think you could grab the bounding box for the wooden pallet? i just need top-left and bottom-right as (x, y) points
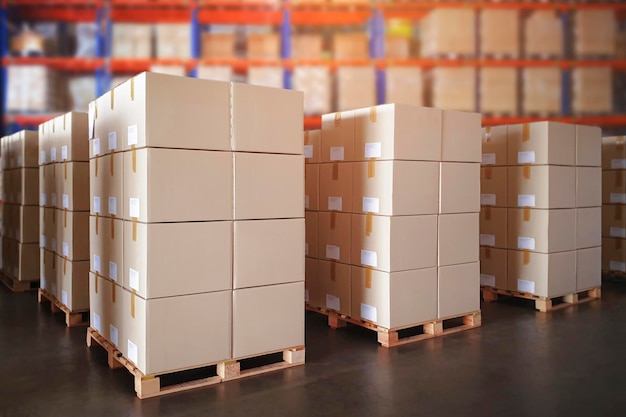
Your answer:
(481, 286), (601, 312)
(0, 273), (39, 293)
(306, 305), (481, 348)
(86, 327), (305, 399)
(603, 270), (626, 280)
(38, 288), (89, 327)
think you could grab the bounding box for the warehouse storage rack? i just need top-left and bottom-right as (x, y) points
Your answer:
(2, 0), (626, 134)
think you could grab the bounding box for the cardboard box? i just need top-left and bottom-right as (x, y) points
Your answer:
(121, 289), (232, 375)
(481, 125), (507, 166)
(3, 130), (39, 168)
(572, 67), (613, 114)
(305, 164), (319, 211)
(422, 9), (476, 57)
(439, 162), (480, 214)
(438, 213), (479, 266)
(602, 204), (626, 239)
(437, 262), (480, 319)
(2, 204), (38, 243)
(39, 164), (56, 206)
(305, 257), (320, 307)
(318, 211), (351, 264)
(52, 111), (89, 162)
(601, 136), (625, 170)
(57, 210), (89, 261)
(57, 162), (89, 211)
(577, 207), (601, 250)
(351, 266), (437, 329)
(201, 33), (235, 59)
(351, 214), (438, 272)
(385, 36), (410, 59)
(9, 168), (39, 206)
(480, 207), (507, 249)
(507, 122), (576, 166)
(385, 67), (423, 107)
(319, 162), (353, 213)
(126, 149), (233, 222)
(507, 208), (576, 253)
(430, 68), (477, 113)
(90, 153), (124, 218)
(155, 24), (190, 59)
(333, 33), (369, 60)
(507, 165), (576, 209)
(574, 10), (616, 57)
(480, 247), (507, 289)
(524, 11), (563, 57)
(305, 211), (319, 259)
(576, 125), (602, 167)
(479, 68), (517, 115)
(602, 237), (626, 272)
(40, 207), (57, 252)
(292, 34), (323, 59)
(40, 248), (57, 294)
(336, 66), (376, 111)
(124, 221), (232, 298)
(196, 65), (233, 82)
(480, 166), (507, 207)
(247, 66), (283, 89)
(232, 282), (304, 359)
(90, 215), (124, 283)
(304, 129), (321, 164)
(321, 110), (355, 163)
(234, 152), (303, 220)
(577, 246), (601, 291)
(602, 170), (626, 205)
(111, 24), (152, 58)
(441, 109), (482, 163)
(318, 260), (351, 316)
(576, 167), (601, 208)
(56, 256), (89, 311)
(523, 68), (562, 114)
(91, 88), (122, 150)
(480, 10), (520, 57)
(293, 66), (331, 115)
(89, 272), (112, 342)
(353, 104), (442, 162)
(507, 250), (576, 297)
(2, 238), (39, 281)
(247, 33), (280, 59)
(353, 161), (439, 216)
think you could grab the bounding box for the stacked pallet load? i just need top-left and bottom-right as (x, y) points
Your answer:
(38, 112), (90, 326)
(480, 122), (602, 311)
(602, 136), (626, 277)
(0, 130), (39, 292)
(86, 72), (304, 399)
(305, 103), (481, 347)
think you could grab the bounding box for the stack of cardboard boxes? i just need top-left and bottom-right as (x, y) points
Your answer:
(572, 67), (613, 115)
(38, 112), (90, 312)
(305, 104), (481, 330)
(422, 9), (476, 57)
(429, 67), (476, 112)
(602, 136), (626, 275)
(1, 130), (40, 285)
(480, 122), (602, 298)
(523, 68), (562, 115)
(524, 11), (563, 57)
(88, 72), (304, 376)
(574, 10), (616, 57)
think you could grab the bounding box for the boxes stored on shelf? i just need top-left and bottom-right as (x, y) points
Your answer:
(602, 136), (626, 170)
(576, 207), (601, 249)
(57, 210), (89, 261)
(305, 164), (319, 211)
(507, 250), (576, 297)
(385, 67), (423, 107)
(507, 208), (576, 253)
(69, 76), (96, 112)
(319, 162), (353, 212)
(439, 163), (480, 214)
(480, 247), (507, 288)
(201, 33), (235, 59)
(336, 66), (376, 111)
(1, 130), (39, 169)
(112, 24), (152, 58)
(317, 260), (351, 316)
(602, 204), (626, 238)
(196, 65), (233, 82)
(507, 122), (576, 166)
(292, 34), (323, 59)
(572, 67), (613, 115)
(479, 68), (517, 115)
(480, 167), (507, 207)
(574, 10), (616, 57)
(602, 238), (626, 272)
(305, 129), (321, 164)
(482, 126), (508, 166)
(577, 125), (602, 167)
(577, 247), (601, 291)
(6, 65), (61, 113)
(577, 167), (602, 208)
(2, 204), (38, 243)
(422, 9), (476, 57)
(247, 33), (280, 59)
(385, 36), (410, 59)
(293, 66), (332, 115)
(508, 165), (576, 209)
(333, 33), (369, 60)
(149, 65), (186, 77)
(438, 213), (479, 266)
(305, 212), (318, 258)
(437, 262), (480, 318)
(480, 10), (520, 57)
(602, 170), (626, 205)
(479, 206), (507, 249)
(522, 68), (562, 114)
(155, 24), (190, 59)
(317, 211), (351, 264)
(247, 66), (283, 89)
(56, 257), (89, 311)
(429, 67), (476, 112)
(524, 11), (563, 57)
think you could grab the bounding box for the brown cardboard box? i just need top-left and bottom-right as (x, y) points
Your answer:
(385, 67), (424, 107)
(292, 34), (323, 59)
(480, 10), (520, 57)
(576, 125), (602, 167)
(124, 220), (232, 298)
(90, 153), (123, 218)
(576, 167), (601, 208)
(90, 215), (123, 283)
(2, 204), (38, 243)
(41, 248), (57, 294)
(507, 250), (576, 297)
(201, 33), (235, 59)
(57, 162), (89, 211)
(430, 68), (477, 113)
(353, 161), (439, 216)
(233, 282), (304, 359)
(40, 207), (56, 252)
(354, 104), (442, 162)
(523, 68), (562, 114)
(57, 210), (89, 261)
(602, 204), (626, 239)
(480, 207), (507, 249)
(231, 82), (303, 154)
(479, 68), (517, 115)
(337, 66), (376, 111)
(577, 246), (601, 291)
(155, 24), (190, 59)
(602, 170), (626, 205)
(3, 238), (39, 281)
(507, 208), (576, 253)
(10, 168), (39, 206)
(126, 149), (232, 222)
(89, 215), (105, 275)
(351, 266), (438, 329)
(601, 136), (626, 170)
(4, 130), (39, 168)
(247, 33), (280, 59)
(321, 110), (355, 163)
(572, 67), (613, 115)
(318, 211), (351, 264)
(480, 166), (507, 207)
(577, 207), (601, 250)
(111, 23), (152, 58)
(438, 213), (479, 266)
(437, 262), (480, 318)
(351, 214), (438, 272)
(53, 111), (89, 162)
(385, 36), (410, 59)
(234, 152), (303, 220)
(318, 260), (350, 316)
(121, 289), (232, 375)
(319, 162), (353, 212)
(292, 66), (331, 115)
(574, 10), (616, 57)
(91, 88), (123, 154)
(333, 33), (369, 60)
(305, 257), (320, 307)
(524, 11), (563, 57)
(481, 125), (507, 166)
(507, 165), (576, 209)
(39, 164), (57, 207)
(439, 162), (480, 214)
(602, 237), (626, 272)
(234, 219), (304, 289)
(422, 9), (476, 57)
(305, 164), (319, 211)
(89, 272), (111, 342)
(56, 256), (89, 311)
(304, 129), (321, 164)
(305, 211), (318, 259)
(480, 247), (507, 289)
(441, 109), (482, 163)
(507, 122), (576, 166)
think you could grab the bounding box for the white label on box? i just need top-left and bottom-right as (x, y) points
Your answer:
(108, 197), (117, 216)
(517, 279), (535, 294)
(482, 153), (496, 165)
(51, 194), (57, 207)
(62, 242), (69, 258)
(62, 194), (69, 209)
(93, 255), (101, 273)
(305, 242), (309, 256)
(40, 235), (46, 248)
(610, 227), (626, 239)
(40, 151), (46, 164)
(93, 138), (100, 156)
(360, 303), (378, 323)
(330, 147), (345, 161)
(128, 125), (138, 146)
(326, 245), (340, 260)
(93, 313), (101, 333)
(61, 290), (68, 306)
(88, 102), (96, 138)
(51, 283), (57, 295)
(480, 234), (496, 247)
(41, 276), (46, 290)
(17, 155), (23, 167)
(41, 193), (47, 205)
(610, 261), (626, 272)
(362, 197), (380, 214)
(93, 196), (101, 213)
(611, 159), (626, 169)
(364, 142), (382, 159)
(109, 261), (118, 282)
(518, 151), (535, 164)
(61, 146), (68, 160)
(127, 340), (138, 364)
(518, 194), (536, 207)
(304, 289), (310, 303)
(480, 274), (496, 287)
(517, 237), (536, 250)
(51, 239), (57, 252)
(129, 268), (139, 291)
(303, 145), (313, 159)
(326, 294), (340, 311)
(361, 250), (378, 267)
(50, 148), (57, 162)
(110, 325), (119, 347)
(129, 198), (140, 218)
(610, 193), (626, 204)
(481, 194), (496, 206)
(305, 195), (310, 209)
(108, 131), (117, 150)
(328, 196), (343, 211)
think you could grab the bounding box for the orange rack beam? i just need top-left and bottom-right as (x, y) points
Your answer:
(2, 57), (104, 71)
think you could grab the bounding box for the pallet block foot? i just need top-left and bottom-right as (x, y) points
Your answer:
(377, 330), (399, 347)
(328, 313), (346, 329)
(284, 347), (305, 365)
(482, 290), (499, 302)
(217, 361), (240, 379)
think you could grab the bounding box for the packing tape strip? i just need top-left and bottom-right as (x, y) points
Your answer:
(332, 162), (339, 181)
(617, 136), (625, 150)
(52, 254), (56, 269)
(330, 211), (336, 230)
(110, 88), (115, 110)
(304, 131), (309, 145)
(523, 250), (531, 266)
(130, 77), (135, 101)
(485, 166), (492, 180)
(111, 217), (115, 240)
(133, 218), (138, 241)
(53, 164), (56, 179)
(523, 164), (531, 180)
(369, 107), (377, 123)
(95, 272), (99, 293)
(63, 113), (66, 130)
(366, 213), (373, 236)
(53, 210), (56, 224)
(95, 99), (98, 118)
(616, 205), (622, 221)
(53, 120), (55, 133)
(485, 206), (492, 221)
(365, 267), (372, 289)
(64, 209), (67, 228)
(64, 257), (67, 275)
(110, 151), (115, 177)
(131, 291), (136, 318)
(616, 170), (623, 188)
(484, 126), (492, 143)
(64, 161), (67, 180)
(485, 247), (491, 259)
(112, 284), (116, 303)
(330, 261), (336, 281)
(368, 159), (376, 178)
(523, 207), (531, 222)
(334, 112), (341, 127)
(95, 213), (99, 235)
(132, 145), (137, 173)
(522, 123), (530, 142)
(95, 156), (99, 177)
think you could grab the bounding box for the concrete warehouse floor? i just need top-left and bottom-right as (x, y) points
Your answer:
(2, 281), (626, 417)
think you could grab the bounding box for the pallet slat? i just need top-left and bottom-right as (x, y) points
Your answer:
(0, 273), (39, 293)
(38, 289), (89, 327)
(481, 286), (601, 312)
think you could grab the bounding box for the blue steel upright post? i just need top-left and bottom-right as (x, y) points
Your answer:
(190, 0), (200, 78)
(1, 2), (11, 134)
(281, 1), (292, 90)
(371, 7), (385, 105)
